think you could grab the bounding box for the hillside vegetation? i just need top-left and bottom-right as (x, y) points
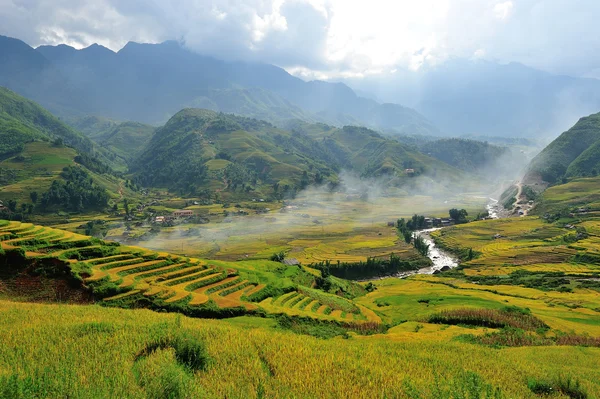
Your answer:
(420, 138), (509, 173)
(69, 115), (155, 166)
(525, 111), (600, 184)
(0, 87), (93, 158)
(132, 110), (466, 197)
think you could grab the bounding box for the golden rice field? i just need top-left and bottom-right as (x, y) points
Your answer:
(0, 220), (374, 323)
(1, 300), (599, 399)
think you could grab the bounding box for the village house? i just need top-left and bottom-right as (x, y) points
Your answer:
(154, 216), (165, 223)
(173, 210), (194, 218)
(405, 168), (415, 175)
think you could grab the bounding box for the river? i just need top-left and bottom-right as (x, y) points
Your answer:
(396, 198), (501, 278)
(395, 228), (459, 278)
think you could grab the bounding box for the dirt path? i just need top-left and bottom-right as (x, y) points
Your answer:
(513, 181), (532, 216)
(118, 181), (124, 200)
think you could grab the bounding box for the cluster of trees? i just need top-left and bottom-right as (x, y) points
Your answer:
(39, 166), (109, 211)
(449, 208), (469, 223)
(396, 215), (429, 244)
(413, 235), (430, 256)
(74, 153), (114, 176)
(310, 254), (421, 280)
(224, 163), (257, 192)
(396, 219), (413, 244)
(0, 199), (34, 221)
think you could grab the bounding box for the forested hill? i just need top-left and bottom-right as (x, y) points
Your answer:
(419, 138), (509, 173)
(132, 110), (466, 197)
(525, 111), (600, 185)
(0, 87), (94, 158)
(68, 115), (156, 166)
(0, 35), (438, 137)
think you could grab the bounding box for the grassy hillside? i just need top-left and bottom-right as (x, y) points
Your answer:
(70, 116), (155, 165)
(0, 87), (94, 158)
(0, 86), (128, 172)
(525, 111), (600, 184)
(0, 142), (137, 213)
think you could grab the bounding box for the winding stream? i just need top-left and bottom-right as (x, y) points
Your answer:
(396, 198), (501, 279)
(395, 228), (459, 278)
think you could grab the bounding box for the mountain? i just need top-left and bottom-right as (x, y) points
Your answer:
(524, 111), (600, 185)
(132, 109), (339, 196)
(132, 110), (465, 197)
(1, 35), (437, 136)
(0, 87), (94, 158)
(0, 36), (85, 116)
(68, 116), (155, 164)
(344, 59), (600, 138)
(419, 138), (509, 173)
(0, 88), (136, 208)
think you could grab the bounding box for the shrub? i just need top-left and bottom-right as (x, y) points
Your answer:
(429, 307), (548, 331)
(138, 331), (211, 372)
(527, 376), (587, 399)
(527, 378), (554, 395)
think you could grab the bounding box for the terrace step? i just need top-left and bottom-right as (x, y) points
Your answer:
(47, 245), (102, 258)
(87, 254), (136, 266)
(276, 291), (299, 306)
(201, 277), (242, 295)
(169, 269), (223, 292)
(163, 291), (192, 304)
(157, 266), (210, 284)
(295, 297), (316, 310)
(242, 284), (266, 298)
(103, 289), (141, 302)
(119, 263), (189, 288)
(162, 268), (217, 286)
(214, 280), (251, 297)
(0, 221), (22, 231)
(126, 263), (196, 282)
(224, 284), (256, 301)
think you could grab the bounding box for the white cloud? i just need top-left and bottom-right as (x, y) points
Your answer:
(1, 0), (599, 78)
(493, 1), (513, 20)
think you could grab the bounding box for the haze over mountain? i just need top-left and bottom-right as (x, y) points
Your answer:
(0, 35), (438, 137)
(343, 60), (600, 138)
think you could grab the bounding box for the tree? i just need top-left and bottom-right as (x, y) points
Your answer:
(270, 251), (286, 262)
(7, 199), (17, 212)
(53, 137), (64, 147)
(30, 191), (38, 204)
(414, 235), (429, 256)
(123, 198), (130, 215)
(449, 208), (468, 224)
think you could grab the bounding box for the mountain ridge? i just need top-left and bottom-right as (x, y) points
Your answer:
(0, 35), (437, 136)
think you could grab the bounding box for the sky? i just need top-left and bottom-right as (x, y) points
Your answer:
(2, 0), (600, 79)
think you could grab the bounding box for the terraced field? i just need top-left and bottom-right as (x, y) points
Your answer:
(0, 220), (379, 323)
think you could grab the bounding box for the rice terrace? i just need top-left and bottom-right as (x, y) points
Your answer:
(2, 5), (600, 398)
